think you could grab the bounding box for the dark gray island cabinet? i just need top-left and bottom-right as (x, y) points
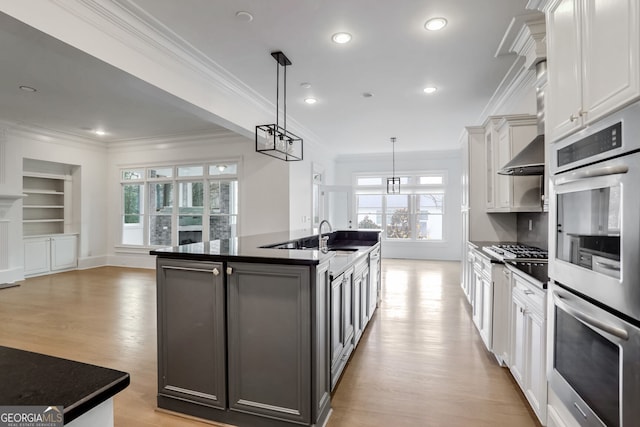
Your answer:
(151, 230), (381, 427)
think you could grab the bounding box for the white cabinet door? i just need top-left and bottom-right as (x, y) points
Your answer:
(526, 310), (547, 422)
(510, 292), (527, 389)
(547, 0), (640, 142)
(582, 0), (640, 124)
(479, 275), (493, 349)
(547, 0), (583, 141)
(492, 266), (512, 366)
(24, 237), (50, 276)
(484, 124), (497, 210)
(51, 235), (77, 271)
(509, 273), (548, 425)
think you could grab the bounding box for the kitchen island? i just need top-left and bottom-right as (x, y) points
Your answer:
(150, 229), (381, 427)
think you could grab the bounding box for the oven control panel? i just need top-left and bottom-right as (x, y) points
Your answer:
(557, 122), (621, 167)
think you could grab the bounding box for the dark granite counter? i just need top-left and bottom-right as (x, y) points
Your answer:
(0, 346), (130, 424)
(150, 230), (381, 273)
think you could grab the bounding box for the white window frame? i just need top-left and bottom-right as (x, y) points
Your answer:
(353, 171), (447, 242)
(120, 159), (240, 247)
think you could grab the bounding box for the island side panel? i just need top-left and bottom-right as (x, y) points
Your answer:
(313, 261), (331, 423)
(156, 258), (226, 410)
(227, 262), (311, 424)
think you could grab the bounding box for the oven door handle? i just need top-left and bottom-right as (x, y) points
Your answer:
(553, 291), (629, 341)
(554, 164), (628, 185)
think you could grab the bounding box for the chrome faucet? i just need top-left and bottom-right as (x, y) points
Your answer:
(318, 220), (332, 253)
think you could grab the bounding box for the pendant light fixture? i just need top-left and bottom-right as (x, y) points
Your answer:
(255, 51), (303, 161)
(387, 137), (400, 194)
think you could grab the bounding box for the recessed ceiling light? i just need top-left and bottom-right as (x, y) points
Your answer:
(19, 85), (37, 92)
(362, 92), (374, 98)
(423, 86), (437, 94)
(300, 82), (312, 89)
(332, 32), (352, 44)
(94, 130), (106, 136)
(304, 97), (317, 104)
(424, 17), (447, 31)
(235, 11), (253, 22)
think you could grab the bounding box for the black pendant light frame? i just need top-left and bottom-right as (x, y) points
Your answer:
(256, 51), (303, 161)
(387, 137), (400, 194)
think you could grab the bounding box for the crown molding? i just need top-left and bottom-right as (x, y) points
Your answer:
(107, 129), (248, 153)
(46, 0), (322, 149)
(0, 120), (108, 153)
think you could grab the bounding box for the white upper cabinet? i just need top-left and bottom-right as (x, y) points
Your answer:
(546, 0), (640, 142)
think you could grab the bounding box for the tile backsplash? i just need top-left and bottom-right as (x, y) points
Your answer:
(517, 212), (548, 250)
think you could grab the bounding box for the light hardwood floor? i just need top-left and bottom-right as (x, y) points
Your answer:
(0, 260), (540, 427)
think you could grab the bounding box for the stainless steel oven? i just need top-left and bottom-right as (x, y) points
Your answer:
(550, 101), (640, 322)
(549, 283), (640, 427)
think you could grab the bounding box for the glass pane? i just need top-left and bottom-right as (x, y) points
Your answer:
(357, 214), (382, 229)
(555, 187), (621, 274)
(420, 176), (443, 185)
(178, 181), (204, 215)
(150, 183), (173, 214)
(122, 216), (143, 245)
(178, 165), (204, 177)
(385, 195), (410, 239)
(149, 215), (172, 246)
(178, 215), (202, 245)
(417, 213), (443, 240)
(148, 167), (172, 179)
(555, 308), (620, 427)
(357, 194), (383, 211)
(209, 215), (237, 240)
(209, 181), (237, 214)
(209, 163), (237, 176)
(122, 169), (143, 180)
(123, 184), (143, 216)
(357, 177), (382, 186)
(418, 194), (444, 214)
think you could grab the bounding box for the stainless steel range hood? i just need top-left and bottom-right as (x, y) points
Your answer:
(498, 134), (545, 175)
(498, 61), (546, 176)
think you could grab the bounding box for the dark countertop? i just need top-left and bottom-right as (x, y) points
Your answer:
(150, 230), (381, 271)
(506, 261), (549, 289)
(0, 346), (130, 424)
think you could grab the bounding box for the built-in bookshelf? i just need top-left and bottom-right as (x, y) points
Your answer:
(22, 172), (69, 236)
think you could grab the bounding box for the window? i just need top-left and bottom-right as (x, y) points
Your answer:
(120, 162), (239, 246)
(354, 173), (446, 241)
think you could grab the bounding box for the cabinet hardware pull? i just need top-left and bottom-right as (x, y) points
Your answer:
(524, 290), (534, 295)
(213, 268), (220, 276)
(573, 402), (588, 419)
(226, 267), (233, 275)
(569, 113), (579, 122)
(594, 261), (620, 271)
(578, 109), (586, 117)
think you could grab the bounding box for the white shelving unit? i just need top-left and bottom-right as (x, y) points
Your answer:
(22, 172), (69, 236)
(22, 169), (78, 277)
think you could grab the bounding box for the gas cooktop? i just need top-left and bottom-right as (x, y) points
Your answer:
(482, 244), (548, 262)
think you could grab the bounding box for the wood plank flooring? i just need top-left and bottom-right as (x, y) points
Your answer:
(0, 260), (540, 426)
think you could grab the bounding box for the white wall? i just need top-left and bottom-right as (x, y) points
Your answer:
(334, 150), (462, 261)
(106, 132), (294, 268)
(1, 125), (109, 277)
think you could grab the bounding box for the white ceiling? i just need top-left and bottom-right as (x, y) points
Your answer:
(0, 1), (536, 154)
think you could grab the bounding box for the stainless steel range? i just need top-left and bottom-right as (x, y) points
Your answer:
(482, 244), (548, 262)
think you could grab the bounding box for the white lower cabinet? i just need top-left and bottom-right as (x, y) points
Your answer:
(24, 234), (78, 277)
(509, 269), (547, 425)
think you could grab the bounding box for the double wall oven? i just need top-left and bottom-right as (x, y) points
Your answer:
(549, 101), (640, 427)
